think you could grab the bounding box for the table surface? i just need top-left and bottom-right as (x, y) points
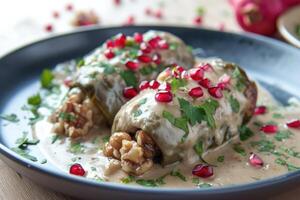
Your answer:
(0, 0), (299, 199)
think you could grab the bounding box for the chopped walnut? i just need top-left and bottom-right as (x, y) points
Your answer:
(50, 88), (102, 138)
(103, 131), (157, 175)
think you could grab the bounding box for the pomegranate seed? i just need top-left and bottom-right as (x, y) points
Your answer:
(104, 49), (115, 59)
(149, 80), (160, 89)
(140, 42), (152, 54)
(114, 34), (127, 48)
(200, 63), (213, 72)
(139, 81), (150, 90)
(53, 11), (60, 18)
(134, 32), (143, 43)
(254, 106), (267, 115)
(189, 68), (204, 81)
(158, 40), (169, 49)
(172, 66), (185, 78)
(69, 163), (85, 176)
(208, 87), (223, 98)
(217, 74), (231, 90)
(125, 60), (139, 70)
(193, 16), (203, 25)
(260, 124), (278, 134)
(138, 54), (152, 63)
(198, 78), (211, 88)
(286, 119), (300, 128)
(113, 0), (121, 6)
(249, 153), (264, 168)
(148, 36), (162, 48)
(66, 4), (74, 11)
(152, 54), (161, 65)
(155, 90), (173, 103)
(123, 87), (138, 99)
(125, 15), (135, 25)
(188, 87), (203, 98)
(106, 40), (115, 48)
(154, 10), (163, 19)
(192, 164), (213, 178)
(145, 7), (152, 16)
(158, 82), (171, 91)
(181, 70), (190, 79)
(45, 24), (53, 32)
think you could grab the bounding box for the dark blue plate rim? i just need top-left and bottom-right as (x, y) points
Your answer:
(0, 25), (300, 195)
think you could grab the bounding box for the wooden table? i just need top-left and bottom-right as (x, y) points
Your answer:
(0, 0), (298, 199)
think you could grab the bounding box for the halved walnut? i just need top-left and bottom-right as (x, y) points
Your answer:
(103, 131), (158, 175)
(50, 88), (102, 138)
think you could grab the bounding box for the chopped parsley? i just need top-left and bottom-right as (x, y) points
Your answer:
(102, 63), (116, 75)
(11, 147), (38, 162)
(232, 67), (247, 92)
(139, 65), (156, 76)
(275, 158), (300, 171)
(192, 178), (212, 188)
(40, 69), (54, 89)
(196, 6), (205, 16)
(229, 95), (240, 113)
(0, 113), (19, 123)
(138, 98), (147, 105)
(58, 112), (77, 122)
(194, 140), (203, 157)
(170, 169), (187, 182)
(15, 133), (40, 149)
(40, 159), (47, 164)
(120, 70), (138, 88)
(121, 175), (135, 184)
(198, 99), (219, 128)
(217, 155), (225, 163)
(27, 94), (42, 106)
(272, 113), (284, 119)
(136, 179), (158, 187)
(274, 130), (293, 142)
(69, 142), (85, 154)
(170, 78), (187, 93)
(76, 59), (85, 68)
(51, 135), (62, 144)
(133, 109), (142, 117)
(251, 139), (275, 153)
(239, 125), (254, 141)
(233, 144), (246, 156)
(162, 111), (189, 134)
(102, 135), (110, 143)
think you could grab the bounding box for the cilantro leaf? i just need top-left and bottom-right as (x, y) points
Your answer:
(217, 155), (225, 163)
(233, 144), (246, 156)
(229, 95), (240, 113)
(120, 70), (138, 88)
(136, 179), (158, 187)
(170, 78), (187, 93)
(170, 169), (187, 181)
(121, 175), (135, 184)
(194, 140), (203, 157)
(76, 59), (85, 68)
(178, 98), (205, 126)
(198, 99), (219, 128)
(40, 69), (54, 89)
(232, 67), (247, 92)
(0, 113), (19, 123)
(239, 125), (254, 141)
(11, 147), (38, 162)
(162, 111), (189, 134)
(274, 130), (293, 142)
(101, 63), (116, 75)
(27, 94), (42, 106)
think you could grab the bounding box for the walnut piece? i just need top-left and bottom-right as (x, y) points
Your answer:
(51, 88), (102, 138)
(103, 131), (157, 175)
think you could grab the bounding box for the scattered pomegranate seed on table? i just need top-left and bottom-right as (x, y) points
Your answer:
(260, 124), (278, 134)
(208, 87), (223, 98)
(123, 87), (138, 99)
(104, 49), (115, 59)
(249, 153), (264, 168)
(286, 119), (300, 129)
(189, 87), (204, 98)
(45, 24), (53, 32)
(125, 15), (135, 25)
(149, 80), (160, 89)
(193, 16), (203, 25)
(125, 60), (139, 70)
(52, 11), (60, 19)
(66, 3), (74, 11)
(192, 164), (214, 178)
(139, 81), (150, 91)
(154, 10), (163, 19)
(155, 90), (173, 103)
(69, 163), (85, 176)
(254, 106), (267, 115)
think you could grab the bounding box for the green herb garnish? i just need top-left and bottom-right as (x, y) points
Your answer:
(27, 94), (42, 106)
(102, 63), (116, 75)
(120, 70), (138, 88)
(0, 113), (19, 123)
(196, 6), (205, 16)
(170, 78), (187, 93)
(296, 24), (300, 38)
(40, 69), (54, 89)
(170, 169), (187, 182)
(232, 67), (246, 92)
(194, 140), (203, 157)
(121, 175), (135, 184)
(233, 144), (246, 156)
(217, 155), (225, 163)
(40, 159), (47, 164)
(251, 139), (275, 153)
(162, 111), (189, 134)
(102, 135), (110, 143)
(133, 109), (142, 117)
(58, 112), (76, 122)
(274, 130), (293, 142)
(239, 125), (254, 141)
(272, 113), (284, 119)
(11, 147), (38, 162)
(229, 95), (240, 113)
(76, 59), (85, 68)
(69, 142), (85, 154)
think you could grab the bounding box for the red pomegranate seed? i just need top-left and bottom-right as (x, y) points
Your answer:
(193, 16), (203, 25)
(53, 11), (60, 18)
(66, 4), (74, 11)
(217, 74), (231, 90)
(155, 90), (173, 103)
(152, 54), (161, 65)
(192, 164), (213, 178)
(158, 40), (169, 49)
(260, 124), (278, 134)
(125, 60), (139, 70)
(45, 24), (53, 32)
(189, 68), (204, 81)
(148, 36), (162, 48)
(114, 33), (127, 48)
(140, 42), (152, 54)
(208, 87), (223, 98)
(254, 106), (267, 115)
(286, 119), (300, 128)
(158, 82), (171, 91)
(145, 7), (152, 16)
(139, 81), (150, 91)
(181, 70), (190, 79)
(106, 40), (115, 48)
(249, 153), (264, 168)
(188, 87), (204, 98)
(149, 80), (160, 89)
(125, 15), (135, 25)
(200, 63), (213, 72)
(134, 32), (143, 43)
(138, 54), (152, 63)
(104, 49), (115, 59)
(198, 78), (211, 88)
(172, 65), (185, 78)
(69, 163), (85, 176)
(154, 10), (163, 19)
(123, 87), (138, 99)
